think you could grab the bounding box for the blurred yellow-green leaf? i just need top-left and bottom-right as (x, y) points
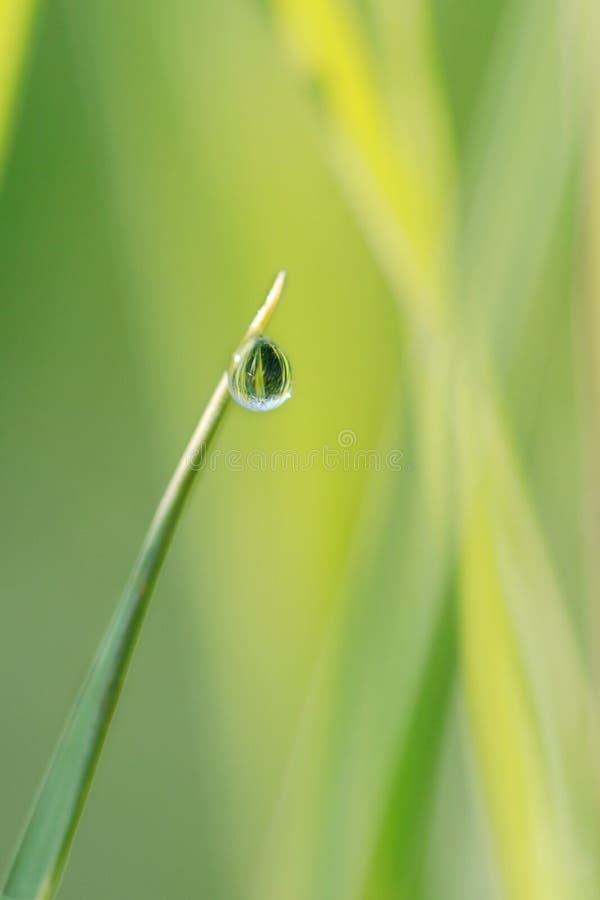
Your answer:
(0, 0), (38, 178)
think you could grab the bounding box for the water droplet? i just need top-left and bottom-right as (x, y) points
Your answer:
(228, 335), (293, 412)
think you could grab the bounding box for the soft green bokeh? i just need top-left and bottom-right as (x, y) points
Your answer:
(1, 1), (598, 898)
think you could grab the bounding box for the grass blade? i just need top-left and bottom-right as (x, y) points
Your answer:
(1, 272), (287, 900)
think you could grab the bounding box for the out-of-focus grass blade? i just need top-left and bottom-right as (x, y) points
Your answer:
(462, 495), (562, 900)
(0, 0), (39, 180)
(265, 0), (600, 898)
(358, 583), (456, 900)
(269, 0), (457, 542)
(455, 0), (600, 895)
(259, 3), (459, 897)
(1, 275), (287, 900)
(462, 0), (598, 370)
(253, 422), (457, 900)
(457, 368), (600, 900)
(272, 0), (454, 323)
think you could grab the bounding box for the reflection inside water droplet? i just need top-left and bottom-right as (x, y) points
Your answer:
(228, 335), (293, 412)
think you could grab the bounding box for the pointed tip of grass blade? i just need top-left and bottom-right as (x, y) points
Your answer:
(247, 270), (287, 337)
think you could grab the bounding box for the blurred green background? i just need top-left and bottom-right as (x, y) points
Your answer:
(1, 0), (599, 898)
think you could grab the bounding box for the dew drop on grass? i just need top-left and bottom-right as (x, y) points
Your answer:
(228, 335), (293, 412)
